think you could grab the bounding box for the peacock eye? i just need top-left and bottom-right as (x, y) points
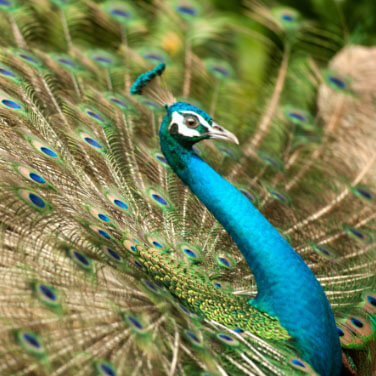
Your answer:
(184, 115), (200, 128)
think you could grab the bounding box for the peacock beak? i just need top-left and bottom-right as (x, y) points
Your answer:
(207, 123), (239, 145)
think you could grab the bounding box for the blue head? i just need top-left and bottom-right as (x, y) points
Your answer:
(159, 102), (238, 149)
(129, 64), (238, 148)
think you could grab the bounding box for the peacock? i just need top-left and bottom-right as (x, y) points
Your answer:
(0, 0), (375, 375)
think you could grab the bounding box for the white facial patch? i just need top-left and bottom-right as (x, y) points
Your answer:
(169, 110), (211, 138)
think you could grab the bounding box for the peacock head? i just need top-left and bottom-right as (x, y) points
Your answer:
(161, 102), (239, 147)
(130, 62), (238, 147)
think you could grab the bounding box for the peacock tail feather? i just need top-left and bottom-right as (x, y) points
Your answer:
(0, 1), (375, 375)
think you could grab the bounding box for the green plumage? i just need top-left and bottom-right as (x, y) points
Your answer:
(0, 0), (375, 375)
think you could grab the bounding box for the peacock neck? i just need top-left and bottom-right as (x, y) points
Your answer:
(160, 120), (342, 376)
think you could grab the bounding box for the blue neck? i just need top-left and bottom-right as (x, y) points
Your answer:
(160, 119), (342, 376)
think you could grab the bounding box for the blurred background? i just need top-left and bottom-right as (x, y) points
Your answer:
(207, 0), (376, 76)
(213, 0), (376, 43)
(185, 0), (376, 130)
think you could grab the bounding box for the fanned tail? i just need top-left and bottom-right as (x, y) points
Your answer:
(0, 1), (375, 375)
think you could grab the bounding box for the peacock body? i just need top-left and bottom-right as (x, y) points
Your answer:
(0, 1), (375, 376)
